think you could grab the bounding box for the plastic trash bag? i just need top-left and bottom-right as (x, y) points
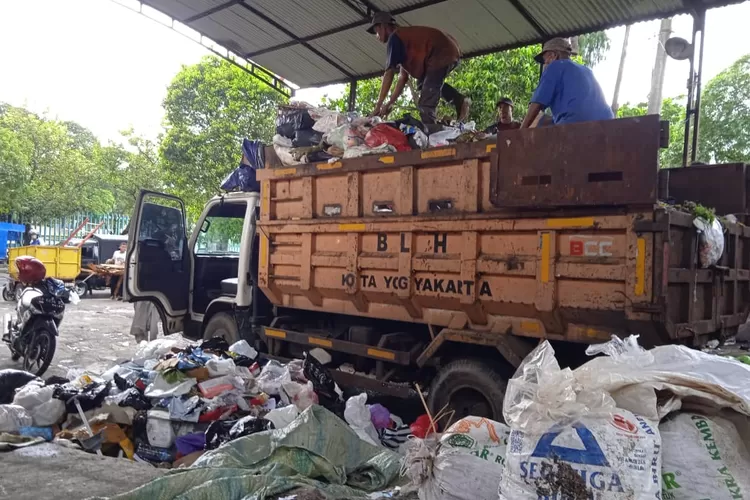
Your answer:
(660, 412), (750, 500)
(312, 108), (347, 134)
(345, 393), (380, 446)
(147, 410), (176, 448)
(365, 124), (411, 152)
(292, 129), (323, 148)
(144, 374), (196, 399)
(12, 381), (66, 426)
(132, 336), (186, 366)
(694, 217), (724, 268)
(228, 415), (274, 441)
(257, 360), (287, 396)
(175, 433), (205, 455)
(0, 369), (38, 404)
(303, 352), (344, 414)
(369, 404), (391, 430)
(206, 358), (236, 377)
(205, 416), (273, 450)
(0, 405), (33, 432)
(220, 164), (260, 193)
(229, 340), (258, 360)
(499, 341), (663, 500)
(276, 108), (315, 138)
(115, 387), (152, 411)
(53, 381), (112, 414)
(265, 404), (299, 429)
(405, 416), (510, 500)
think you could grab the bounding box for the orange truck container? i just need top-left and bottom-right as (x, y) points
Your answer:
(251, 115), (750, 419)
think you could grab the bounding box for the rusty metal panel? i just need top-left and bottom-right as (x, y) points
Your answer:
(490, 116), (661, 208)
(662, 163), (750, 219)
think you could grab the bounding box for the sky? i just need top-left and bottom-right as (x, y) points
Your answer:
(1, 0), (749, 142)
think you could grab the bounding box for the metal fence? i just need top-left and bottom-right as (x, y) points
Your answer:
(2, 212), (130, 247)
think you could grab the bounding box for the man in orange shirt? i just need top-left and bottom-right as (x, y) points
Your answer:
(368, 12), (470, 127)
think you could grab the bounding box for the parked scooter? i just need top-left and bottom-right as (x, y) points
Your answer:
(2, 256), (77, 375)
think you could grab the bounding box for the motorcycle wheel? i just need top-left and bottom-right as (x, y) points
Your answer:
(22, 329), (57, 376)
(2, 286), (12, 302)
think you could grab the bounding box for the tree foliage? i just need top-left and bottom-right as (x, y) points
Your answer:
(0, 103), (163, 222)
(699, 54), (750, 163)
(160, 56), (287, 218)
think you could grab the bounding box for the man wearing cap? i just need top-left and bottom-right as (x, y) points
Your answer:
(521, 38), (613, 128)
(367, 12), (470, 127)
(484, 97), (521, 134)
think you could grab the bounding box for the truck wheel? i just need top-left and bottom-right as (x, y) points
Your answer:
(203, 312), (239, 344)
(427, 358), (507, 423)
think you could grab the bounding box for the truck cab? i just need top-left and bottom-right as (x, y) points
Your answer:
(124, 190), (267, 343)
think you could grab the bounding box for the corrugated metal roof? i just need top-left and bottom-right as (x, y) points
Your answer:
(142, 0), (746, 88)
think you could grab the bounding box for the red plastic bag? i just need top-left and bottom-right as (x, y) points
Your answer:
(364, 124), (411, 152)
(410, 413), (435, 438)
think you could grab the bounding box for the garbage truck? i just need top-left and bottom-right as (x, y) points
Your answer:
(125, 115), (750, 420)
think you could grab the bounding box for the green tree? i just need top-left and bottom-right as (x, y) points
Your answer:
(160, 56), (287, 218)
(578, 32), (611, 67)
(617, 97), (687, 167)
(97, 130), (166, 215)
(0, 104), (116, 221)
(699, 54), (750, 163)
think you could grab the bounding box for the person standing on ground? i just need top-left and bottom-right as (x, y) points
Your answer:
(484, 97), (521, 134)
(520, 38), (614, 128)
(368, 12), (470, 128)
(130, 301), (161, 343)
(109, 241), (128, 299)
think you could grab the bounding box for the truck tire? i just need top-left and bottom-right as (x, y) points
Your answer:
(427, 358), (507, 423)
(203, 312), (239, 344)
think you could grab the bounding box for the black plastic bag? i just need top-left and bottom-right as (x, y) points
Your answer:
(200, 336), (230, 353)
(113, 373), (134, 392)
(45, 375), (69, 386)
(229, 415), (274, 440)
(205, 416), (274, 450)
(224, 352), (255, 367)
(394, 114), (427, 133)
(303, 353), (343, 416)
(276, 108), (314, 138)
(116, 388), (152, 411)
(221, 139), (264, 193)
(53, 381), (111, 414)
(306, 150), (334, 163)
(0, 369), (38, 404)
(205, 420), (236, 450)
(292, 129), (323, 147)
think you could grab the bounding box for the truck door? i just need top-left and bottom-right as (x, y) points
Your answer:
(125, 190), (191, 334)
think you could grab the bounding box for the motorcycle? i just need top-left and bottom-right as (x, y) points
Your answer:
(2, 278), (75, 375)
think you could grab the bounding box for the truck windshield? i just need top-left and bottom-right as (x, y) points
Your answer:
(195, 217), (243, 255)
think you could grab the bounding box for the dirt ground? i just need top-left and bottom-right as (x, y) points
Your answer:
(0, 281), (139, 379)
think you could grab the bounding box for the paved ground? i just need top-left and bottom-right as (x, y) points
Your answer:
(1, 273), (164, 500)
(0, 286), (138, 379)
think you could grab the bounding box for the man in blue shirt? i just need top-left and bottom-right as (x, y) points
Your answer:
(520, 38), (614, 128)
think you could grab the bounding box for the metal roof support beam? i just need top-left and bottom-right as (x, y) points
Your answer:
(506, 0), (548, 38)
(182, 0), (242, 23)
(124, 0), (293, 97)
(244, 0), (450, 59)
(347, 80), (358, 112)
(237, 1), (355, 79)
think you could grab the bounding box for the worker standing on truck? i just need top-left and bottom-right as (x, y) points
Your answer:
(368, 12), (470, 128)
(484, 97), (521, 133)
(520, 38), (613, 128)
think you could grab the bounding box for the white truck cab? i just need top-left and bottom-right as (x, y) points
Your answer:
(124, 190), (265, 342)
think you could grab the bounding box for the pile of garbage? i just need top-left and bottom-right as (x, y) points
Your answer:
(0, 335), (433, 498)
(272, 102), (481, 166)
(403, 335), (750, 500)
(3, 334), (750, 499)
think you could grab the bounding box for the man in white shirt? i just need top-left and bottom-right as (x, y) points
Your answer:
(112, 242), (127, 266)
